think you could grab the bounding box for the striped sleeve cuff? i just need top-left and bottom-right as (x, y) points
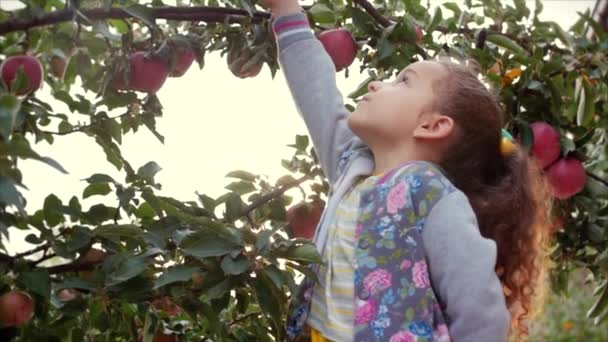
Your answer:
(272, 12), (314, 52)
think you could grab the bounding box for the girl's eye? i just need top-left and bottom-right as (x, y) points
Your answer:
(400, 76), (409, 83)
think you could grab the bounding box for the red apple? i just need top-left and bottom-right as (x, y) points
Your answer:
(79, 248), (107, 264)
(153, 333), (178, 342)
(287, 200), (324, 239)
(0, 291), (34, 327)
(415, 25), (424, 43)
(50, 55), (67, 79)
(152, 296), (182, 317)
(170, 47), (195, 77)
(0, 55), (44, 95)
(138, 333), (178, 342)
(318, 29), (358, 71)
(57, 288), (80, 302)
(129, 52), (169, 93)
(530, 121), (561, 169)
(546, 157), (586, 199)
(78, 248), (107, 280)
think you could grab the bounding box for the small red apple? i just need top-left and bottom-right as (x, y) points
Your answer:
(0, 55), (44, 95)
(138, 332), (178, 342)
(287, 200), (324, 239)
(153, 333), (178, 342)
(49, 55), (68, 79)
(530, 121), (561, 169)
(57, 288), (80, 302)
(415, 25), (424, 43)
(170, 47), (195, 77)
(78, 248), (107, 280)
(152, 296), (182, 317)
(129, 52), (169, 93)
(546, 157), (586, 199)
(0, 291), (34, 327)
(318, 29), (358, 71)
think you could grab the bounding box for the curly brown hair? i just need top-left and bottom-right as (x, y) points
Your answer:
(428, 57), (556, 340)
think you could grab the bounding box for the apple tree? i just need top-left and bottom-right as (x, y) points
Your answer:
(0, 0), (607, 340)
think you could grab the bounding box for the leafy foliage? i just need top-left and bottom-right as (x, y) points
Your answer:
(0, 0), (607, 340)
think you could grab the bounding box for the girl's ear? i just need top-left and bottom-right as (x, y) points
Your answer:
(413, 113), (455, 140)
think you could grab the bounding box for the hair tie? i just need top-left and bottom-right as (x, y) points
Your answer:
(500, 129), (517, 157)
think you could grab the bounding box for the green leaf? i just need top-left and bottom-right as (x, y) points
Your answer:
(220, 254), (250, 275)
(309, 3), (335, 24)
(206, 278), (232, 300)
(1, 134), (68, 174)
(442, 2), (462, 17)
(56, 277), (96, 292)
(179, 228), (243, 258)
(65, 226), (93, 253)
(576, 79), (595, 127)
(350, 7), (379, 35)
(486, 34), (529, 56)
(135, 202), (156, 219)
(108, 19), (129, 34)
(534, 0), (543, 18)
(44, 194), (64, 226)
(253, 269), (285, 339)
(197, 193), (216, 212)
(94, 224), (143, 240)
(83, 183), (112, 199)
(348, 76), (373, 100)
(0, 176), (25, 216)
(225, 170), (256, 182)
(427, 6), (443, 32)
(18, 269), (51, 298)
(84, 204), (114, 224)
(122, 4), (156, 27)
(224, 193), (244, 222)
(225, 181), (256, 195)
(84, 173), (117, 184)
(137, 161), (162, 179)
(0, 94), (19, 140)
(285, 243), (322, 263)
(588, 283), (608, 319)
(550, 21), (573, 48)
(105, 253), (151, 287)
(154, 266), (198, 289)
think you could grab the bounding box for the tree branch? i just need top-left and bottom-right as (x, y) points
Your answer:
(587, 171), (608, 187)
(40, 111), (133, 135)
(239, 174), (311, 217)
(0, 6), (272, 35)
(43, 260), (101, 274)
(352, 0), (391, 27)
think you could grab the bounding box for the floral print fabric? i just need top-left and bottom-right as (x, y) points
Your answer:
(287, 161), (457, 342)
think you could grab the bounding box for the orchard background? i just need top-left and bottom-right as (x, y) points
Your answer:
(0, 0), (607, 341)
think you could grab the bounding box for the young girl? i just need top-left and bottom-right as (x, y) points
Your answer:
(264, 1), (552, 341)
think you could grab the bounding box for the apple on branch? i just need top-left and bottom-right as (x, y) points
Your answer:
(318, 29), (358, 72)
(0, 55), (44, 95)
(287, 200), (325, 239)
(530, 121), (561, 169)
(546, 157), (587, 199)
(0, 291), (34, 327)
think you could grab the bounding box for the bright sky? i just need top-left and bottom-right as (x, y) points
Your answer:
(3, 0), (595, 254)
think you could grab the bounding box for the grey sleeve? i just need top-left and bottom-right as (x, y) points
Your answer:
(272, 13), (365, 185)
(422, 191), (511, 342)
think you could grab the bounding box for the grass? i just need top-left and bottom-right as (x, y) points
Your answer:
(529, 268), (608, 342)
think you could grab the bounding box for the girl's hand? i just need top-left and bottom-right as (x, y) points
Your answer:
(262, 0), (303, 17)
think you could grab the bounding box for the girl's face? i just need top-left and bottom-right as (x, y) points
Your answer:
(348, 61), (447, 146)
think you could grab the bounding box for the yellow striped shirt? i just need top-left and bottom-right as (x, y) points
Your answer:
(307, 175), (380, 341)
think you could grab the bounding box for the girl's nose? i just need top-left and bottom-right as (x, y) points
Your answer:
(368, 80), (383, 92)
